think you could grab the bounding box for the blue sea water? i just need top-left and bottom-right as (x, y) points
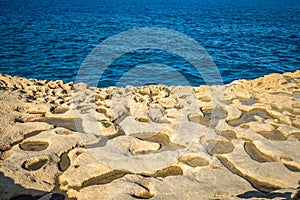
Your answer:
(0, 0), (299, 87)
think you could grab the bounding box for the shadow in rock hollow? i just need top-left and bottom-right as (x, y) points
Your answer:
(0, 172), (65, 200)
(237, 190), (292, 199)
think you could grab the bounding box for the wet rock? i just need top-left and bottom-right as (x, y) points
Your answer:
(19, 141), (49, 151)
(59, 152), (71, 172)
(179, 154), (209, 167)
(22, 158), (48, 171)
(151, 165), (183, 178)
(206, 139), (234, 156)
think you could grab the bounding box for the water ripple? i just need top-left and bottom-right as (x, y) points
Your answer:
(0, 0), (299, 86)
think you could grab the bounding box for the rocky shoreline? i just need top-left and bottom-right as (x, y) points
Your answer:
(0, 71), (300, 200)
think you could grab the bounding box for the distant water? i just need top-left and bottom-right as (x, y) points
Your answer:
(0, 0), (299, 87)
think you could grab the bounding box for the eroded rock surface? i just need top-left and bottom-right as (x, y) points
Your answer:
(0, 71), (300, 199)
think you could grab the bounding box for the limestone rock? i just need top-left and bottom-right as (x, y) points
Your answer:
(119, 116), (164, 135)
(217, 140), (300, 192)
(224, 105), (242, 122)
(1, 71), (300, 199)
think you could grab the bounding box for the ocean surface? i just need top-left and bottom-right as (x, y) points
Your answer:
(0, 0), (299, 87)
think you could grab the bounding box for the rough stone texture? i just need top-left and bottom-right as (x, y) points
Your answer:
(217, 140), (300, 192)
(0, 71), (300, 200)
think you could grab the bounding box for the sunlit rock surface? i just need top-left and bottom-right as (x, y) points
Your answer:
(0, 71), (300, 199)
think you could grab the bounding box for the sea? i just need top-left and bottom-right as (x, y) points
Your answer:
(0, 0), (299, 87)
